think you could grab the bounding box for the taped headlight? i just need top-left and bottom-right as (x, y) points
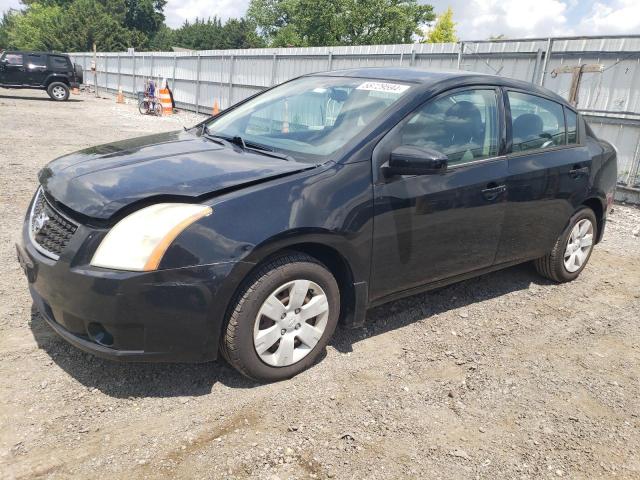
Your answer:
(91, 203), (212, 271)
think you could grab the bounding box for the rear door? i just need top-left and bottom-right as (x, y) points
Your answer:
(0, 52), (25, 85)
(495, 90), (591, 263)
(370, 87), (509, 301)
(25, 53), (48, 86)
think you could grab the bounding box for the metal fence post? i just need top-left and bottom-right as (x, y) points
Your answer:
(117, 53), (121, 91)
(228, 54), (235, 108)
(172, 54), (177, 87)
(457, 42), (464, 69)
(195, 54), (201, 114)
(540, 37), (554, 86)
(410, 48), (416, 66)
(532, 48), (543, 84)
(271, 52), (278, 85)
(150, 53), (155, 81)
(327, 51), (333, 71)
(103, 54), (108, 92)
(132, 54), (136, 95)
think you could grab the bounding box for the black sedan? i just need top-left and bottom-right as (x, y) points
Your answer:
(17, 68), (617, 381)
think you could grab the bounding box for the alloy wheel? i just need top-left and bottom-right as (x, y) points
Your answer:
(52, 86), (66, 99)
(563, 218), (594, 273)
(253, 279), (329, 367)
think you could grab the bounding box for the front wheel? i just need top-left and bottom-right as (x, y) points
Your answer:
(221, 252), (340, 382)
(534, 207), (597, 282)
(138, 99), (150, 115)
(47, 82), (70, 101)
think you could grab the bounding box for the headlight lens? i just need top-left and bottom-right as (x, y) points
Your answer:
(90, 203), (212, 271)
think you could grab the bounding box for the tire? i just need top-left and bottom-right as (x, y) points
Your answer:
(47, 82), (70, 101)
(138, 99), (149, 115)
(221, 252), (340, 382)
(154, 101), (163, 116)
(534, 207), (597, 283)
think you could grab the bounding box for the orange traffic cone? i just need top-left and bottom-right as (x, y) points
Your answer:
(212, 99), (220, 116)
(116, 86), (124, 104)
(72, 86), (80, 95)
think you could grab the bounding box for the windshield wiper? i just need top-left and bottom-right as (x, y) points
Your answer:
(204, 131), (294, 162)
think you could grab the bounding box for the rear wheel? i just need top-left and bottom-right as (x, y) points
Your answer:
(221, 252), (340, 382)
(47, 82), (70, 101)
(534, 207), (597, 282)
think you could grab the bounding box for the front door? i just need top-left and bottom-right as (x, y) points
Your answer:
(0, 52), (25, 85)
(495, 91), (591, 263)
(370, 87), (508, 301)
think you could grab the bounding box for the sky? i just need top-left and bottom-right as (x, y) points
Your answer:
(1, 0), (639, 40)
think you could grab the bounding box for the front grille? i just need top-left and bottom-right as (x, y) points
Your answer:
(29, 188), (78, 259)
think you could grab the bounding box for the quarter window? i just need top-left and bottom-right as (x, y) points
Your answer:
(394, 89), (500, 165)
(508, 91), (566, 152)
(565, 108), (578, 144)
(50, 56), (70, 70)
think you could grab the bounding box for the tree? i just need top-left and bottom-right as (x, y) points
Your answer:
(0, 10), (18, 49)
(424, 7), (456, 43)
(248, 0), (435, 47)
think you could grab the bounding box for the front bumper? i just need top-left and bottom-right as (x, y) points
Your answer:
(18, 219), (252, 363)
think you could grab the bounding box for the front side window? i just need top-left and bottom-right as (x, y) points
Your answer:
(3, 53), (23, 66)
(392, 89), (500, 166)
(508, 91), (566, 152)
(205, 76), (413, 163)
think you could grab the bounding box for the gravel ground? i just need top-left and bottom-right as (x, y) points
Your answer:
(1, 88), (640, 480)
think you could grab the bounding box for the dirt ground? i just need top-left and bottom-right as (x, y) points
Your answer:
(1, 87), (640, 480)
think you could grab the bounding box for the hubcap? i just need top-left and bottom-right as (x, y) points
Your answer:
(253, 279), (329, 367)
(563, 218), (594, 273)
(52, 86), (65, 99)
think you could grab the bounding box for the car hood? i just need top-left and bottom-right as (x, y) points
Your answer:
(39, 130), (314, 220)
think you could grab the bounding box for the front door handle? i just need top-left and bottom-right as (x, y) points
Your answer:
(569, 165), (589, 178)
(481, 184), (507, 201)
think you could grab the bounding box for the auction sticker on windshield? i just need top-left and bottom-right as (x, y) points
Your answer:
(356, 81), (410, 94)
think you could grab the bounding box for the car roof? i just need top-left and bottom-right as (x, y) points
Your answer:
(311, 67), (569, 106)
(5, 51), (69, 56)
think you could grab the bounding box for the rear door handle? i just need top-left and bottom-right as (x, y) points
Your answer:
(481, 184), (507, 201)
(569, 166), (589, 178)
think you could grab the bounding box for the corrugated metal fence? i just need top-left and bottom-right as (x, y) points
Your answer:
(69, 35), (640, 198)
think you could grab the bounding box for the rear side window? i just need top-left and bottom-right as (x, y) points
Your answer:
(508, 91), (566, 152)
(50, 56), (71, 71)
(565, 108), (578, 144)
(27, 54), (46, 68)
(3, 53), (23, 65)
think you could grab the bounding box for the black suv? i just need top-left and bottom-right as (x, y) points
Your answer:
(0, 51), (82, 101)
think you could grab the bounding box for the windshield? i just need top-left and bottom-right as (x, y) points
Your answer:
(204, 76), (413, 163)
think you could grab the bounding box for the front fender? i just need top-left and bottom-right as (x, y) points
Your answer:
(159, 160), (374, 284)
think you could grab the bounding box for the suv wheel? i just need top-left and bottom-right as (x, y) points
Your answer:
(221, 252), (340, 382)
(534, 207), (597, 282)
(47, 82), (70, 101)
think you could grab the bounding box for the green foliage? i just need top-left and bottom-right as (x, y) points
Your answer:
(424, 7), (456, 43)
(0, 10), (18, 49)
(168, 17), (264, 50)
(248, 0), (435, 47)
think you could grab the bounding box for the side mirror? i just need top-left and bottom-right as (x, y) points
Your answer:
(383, 145), (448, 177)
